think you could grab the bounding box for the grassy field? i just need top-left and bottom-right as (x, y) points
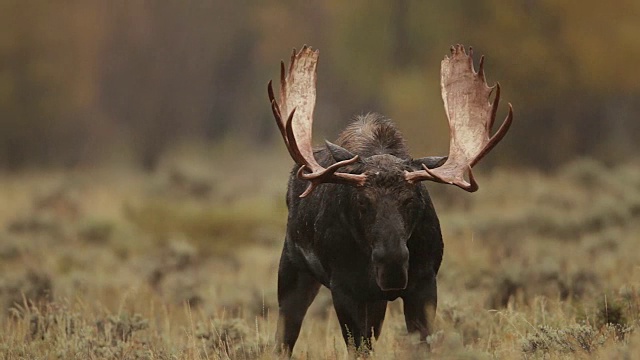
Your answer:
(1, 149), (639, 359)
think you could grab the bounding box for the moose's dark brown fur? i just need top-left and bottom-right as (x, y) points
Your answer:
(277, 114), (445, 352)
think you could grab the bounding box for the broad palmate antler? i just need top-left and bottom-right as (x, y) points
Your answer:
(405, 44), (513, 191)
(268, 46), (366, 197)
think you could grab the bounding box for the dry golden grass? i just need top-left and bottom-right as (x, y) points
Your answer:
(0, 151), (639, 359)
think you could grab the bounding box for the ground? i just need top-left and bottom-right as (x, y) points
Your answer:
(0, 146), (639, 359)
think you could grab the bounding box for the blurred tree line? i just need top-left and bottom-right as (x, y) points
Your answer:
(1, 0), (639, 170)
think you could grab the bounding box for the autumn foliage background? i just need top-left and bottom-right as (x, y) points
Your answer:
(2, 1), (640, 169)
(1, 1), (640, 359)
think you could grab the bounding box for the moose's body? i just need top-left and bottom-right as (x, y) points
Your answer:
(277, 115), (443, 350)
(268, 45), (512, 354)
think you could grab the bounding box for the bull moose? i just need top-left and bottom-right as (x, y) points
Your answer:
(268, 44), (513, 353)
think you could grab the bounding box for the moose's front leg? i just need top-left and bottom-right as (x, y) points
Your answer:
(402, 273), (437, 341)
(275, 248), (320, 355)
(331, 289), (387, 352)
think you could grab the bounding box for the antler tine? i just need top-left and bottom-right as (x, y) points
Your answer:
(298, 178), (318, 198)
(297, 154), (363, 197)
(471, 102), (513, 167)
(268, 80), (296, 162)
(280, 60), (287, 101)
(268, 81), (284, 136)
(284, 107), (310, 169)
(487, 82), (500, 132)
(289, 48), (296, 75)
(478, 55), (486, 82)
(418, 162), (478, 191)
(268, 46), (367, 197)
(405, 44), (513, 192)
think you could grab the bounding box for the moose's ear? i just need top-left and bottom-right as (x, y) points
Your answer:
(411, 156), (448, 169)
(325, 140), (358, 162)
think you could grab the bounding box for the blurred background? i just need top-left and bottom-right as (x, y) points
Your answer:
(2, 0), (639, 171)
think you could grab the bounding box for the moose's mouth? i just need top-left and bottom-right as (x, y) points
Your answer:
(375, 266), (408, 291)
